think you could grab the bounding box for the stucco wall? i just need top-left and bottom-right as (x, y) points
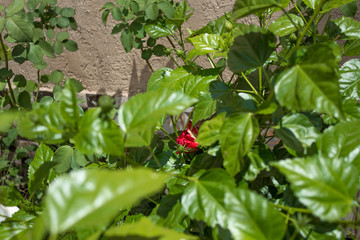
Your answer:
(4, 0), (240, 97)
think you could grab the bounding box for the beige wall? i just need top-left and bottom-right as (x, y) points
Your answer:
(4, 0), (238, 97)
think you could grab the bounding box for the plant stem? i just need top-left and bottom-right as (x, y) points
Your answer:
(145, 59), (154, 73)
(290, 0), (308, 25)
(166, 36), (176, 49)
(206, 54), (224, 82)
(241, 72), (264, 101)
(280, 7), (301, 32)
(157, 123), (177, 144)
(236, 89), (256, 94)
(295, 0), (325, 48)
(171, 116), (178, 137)
(259, 67), (263, 94)
(35, 70), (41, 102)
(169, 54), (180, 68)
(273, 203), (312, 214)
(0, 34), (16, 107)
(147, 146), (162, 169)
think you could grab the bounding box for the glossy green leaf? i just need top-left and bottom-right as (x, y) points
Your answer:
(232, 0), (280, 19)
(322, 0), (356, 13)
(147, 67), (217, 98)
(317, 119), (360, 165)
(145, 23), (175, 39)
(118, 89), (197, 134)
(145, 3), (159, 20)
(5, 15), (34, 42)
(302, 0), (318, 9)
(181, 169), (236, 227)
(189, 33), (223, 54)
(275, 45), (343, 118)
(5, 0), (25, 16)
(225, 189), (286, 240)
(44, 168), (169, 234)
(192, 93), (216, 125)
(269, 14), (304, 37)
(196, 112), (225, 147)
(339, 59), (360, 99)
(74, 108), (124, 156)
(60, 79), (79, 129)
(104, 218), (197, 240)
(331, 17), (360, 40)
(28, 144), (54, 194)
(147, 67), (172, 91)
(272, 155), (358, 221)
(220, 113), (260, 176)
(120, 29), (133, 52)
(228, 31), (276, 72)
(53, 146), (73, 173)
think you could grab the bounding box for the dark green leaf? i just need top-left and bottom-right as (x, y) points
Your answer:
(322, 0), (356, 13)
(141, 48), (152, 60)
(38, 40), (55, 58)
(63, 40), (78, 52)
(102, 9), (110, 26)
(60, 7), (74, 18)
(228, 31), (276, 72)
(27, 44), (43, 64)
(74, 108), (124, 156)
(340, 0), (357, 17)
(158, 0), (175, 18)
(272, 155), (358, 221)
(44, 168), (168, 234)
(192, 93), (216, 125)
(53, 41), (63, 55)
(0, 186), (23, 206)
(111, 7), (122, 20)
(49, 70), (63, 84)
(274, 45), (343, 118)
(220, 113), (260, 176)
(18, 91), (31, 109)
(343, 39), (360, 56)
(56, 31), (69, 42)
(5, 0), (25, 16)
(232, 0), (280, 19)
(5, 15), (34, 42)
(12, 44), (26, 64)
(57, 17), (70, 28)
(53, 146), (73, 173)
(104, 218), (197, 240)
(339, 59), (360, 99)
(121, 29), (134, 52)
(145, 3), (159, 20)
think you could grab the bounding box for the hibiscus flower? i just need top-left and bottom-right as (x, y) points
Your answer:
(176, 121), (199, 153)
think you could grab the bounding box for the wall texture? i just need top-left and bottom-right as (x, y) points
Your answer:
(4, 0), (240, 97)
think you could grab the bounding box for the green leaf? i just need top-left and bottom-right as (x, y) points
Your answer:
(44, 168), (169, 234)
(220, 113), (260, 176)
(244, 144), (272, 181)
(49, 70), (63, 84)
(0, 17), (5, 32)
(118, 89), (197, 134)
(339, 59), (360, 99)
(232, 0), (280, 19)
(74, 108), (124, 156)
(0, 111), (19, 132)
(18, 91), (31, 109)
(192, 93), (216, 125)
(56, 31), (69, 42)
(272, 155), (359, 222)
(302, 0), (318, 9)
(27, 44), (43, 64)
(340, 0), (357, 17)
(322, 0), (356, 13)
(145, 23), (175, 39)
(60, 7), (74, 18)
(104, 218), (197, 240)
(5, 15), (34, 42)
(38, 40), (55, 58)
(317, 119), (360, 165)
(53, 41), (63, 55)
(269, 14), (304, 37)
(343, 39), (360, 56)
(28, 144), (54, 194)
(111, 7), (122, 20)
(147, 67), (217, 98)
(57, 17), (70, 28)
(46, 29), (55, 39)
(331, 17), (360, 40)
(225, 188), (286, 240)
(121, 29), (134, 52)
(63, 40), (78, 52)
(228, 31), (276, 72)
(196, 112), (225, 147)
(5, 0), (25, 16)
(53, 146), (73, 173)
(189, 33), (223, 54)
(60, 79), (79, 129)
(274, 45), (343, 118)
(182, 169), (236, 227)
(158, 0), (175, 18)
(145, 3), (159, 20)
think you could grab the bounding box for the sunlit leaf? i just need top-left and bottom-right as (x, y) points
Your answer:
(339, 59), (360, 99)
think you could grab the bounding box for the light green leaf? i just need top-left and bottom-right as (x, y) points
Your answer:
(5, 15), (34, 42)
(145, 3), (159, 20)
(269, 14), (304, 37)
(343, 39), (360, 56)
(192, 93), (216, 125)
(189, 33), (223, 54)
(302, 0), (317, 9)
(196, 112), (226, 147)
(49, 70), (63, 84)
(74, 108), (124, 156)
(28, 144), (54, 194)
(157, 0), (175, 18)
(147, 67), (172, 91)
(220, 113), (260, 176)
(104, 218), (198, 240)
(0, 17), (5, 32)
(181, 169), (236, 227)
(120, 29), (133, 52)
(232, 0), (280, 19)
(44, 168), (169, 234)
(0, 111), (19, 132)
(225, 188), (286, 240)
(317, 119), (360, 165)
(272, 155), (359, 222)
(228, 31), (276, 72)
(59, 8), (74, 18)
(53, 146), (73, 173)
(118, 89), (197, 134)
(5, 0), (25, 16)
(38, 40), (55, 58)
(27, 44), (43, 64)
(60, 79), (79, 129)
(339, 59), (360, 99)
(145, 23), (175, 39)
(275, 45), (343, 118)
(322, 0), (356, 13)
(56, 31), (69, 42)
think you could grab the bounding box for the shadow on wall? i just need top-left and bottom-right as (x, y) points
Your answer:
(128, 58), (175, 97)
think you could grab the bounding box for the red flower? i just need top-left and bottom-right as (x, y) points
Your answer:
(176, 121), (199, 153)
